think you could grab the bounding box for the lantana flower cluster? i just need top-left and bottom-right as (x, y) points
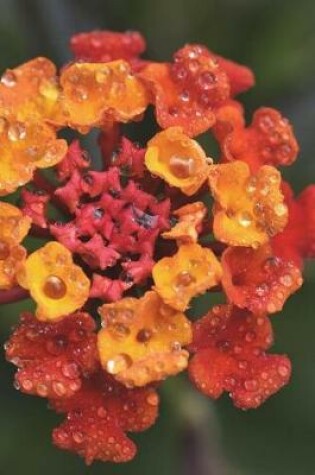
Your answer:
(1, 30), (314, 465)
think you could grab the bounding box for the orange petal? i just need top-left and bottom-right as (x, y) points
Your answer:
(0, 202), (31, 245)
(0, 245), (26, 290)
(152, 243), (222, 311)
(58, 60), (149, 129)
(17, 242), (90, 321)
(162, 202), (207, 243)
(0, 118), (67, 195)
(0, 57), (60, 122)
(145, 127), (211, 195)
(97, 290), (192, 387)
(208, 161), (288, 247)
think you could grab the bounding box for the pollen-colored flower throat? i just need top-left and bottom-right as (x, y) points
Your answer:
(1, 30), (314, 465)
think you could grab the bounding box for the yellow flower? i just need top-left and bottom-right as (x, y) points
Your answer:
(98, 291), (192, 387)
(17, 242), (90, 321)
(145, 127), (211, 195)
(152, 243), (222, 311)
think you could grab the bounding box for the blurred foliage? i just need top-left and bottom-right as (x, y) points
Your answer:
(0, 0), (314, 474)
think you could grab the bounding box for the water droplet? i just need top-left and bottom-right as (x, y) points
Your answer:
(62, 362), (79, 379)
(52, 381), (67, 396)
(72, 431), (84, 444)
(245, 331), (256, 342)
(179, 90), (190, 102)
(1, 70), (17, 87)
(136, 328), (153, 343)
(198, 71), (216, 90)
(106, 354), (132, 375)
(43, 275), (67, 299)
(244, 379), (258, 391)
(176, 271), (195, 287)
(95, 68), (110, 84)
(39, 80), (59, 101)
(274, 203), (288, 217)
(97, 406), (108, 418)
(171, 341), (182, 352)
(277, 365), (289, 378)
(21, 379), (33, 391)
(146, 392), (159, 406)
(37, 383), (48, 397)
(238, 212), (252, 228)
(7, 123), (26, 141)
(169, 155), (195, 178)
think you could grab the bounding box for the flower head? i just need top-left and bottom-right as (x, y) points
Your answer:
(0, 28), (312, 466)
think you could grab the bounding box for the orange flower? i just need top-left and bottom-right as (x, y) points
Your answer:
(218, 107), (299, 172)
(145, 127), (211, 195)
(58, 60), (149, 129)
(208, 161), (288, 247)
(0, 57), (60, 123)
(152, 243), (222, 311)
(0, 202), (31, 289)
(97, 291), (192, 387)
(17, 242), (90, 321)
(162, 202), (207, 243)
(0, 118), (67, 195)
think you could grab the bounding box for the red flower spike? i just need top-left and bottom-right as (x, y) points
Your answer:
(51, 372), (159, 464)
(272, 184), (315, 267)
(220, 107), (299, 172)
(103, 136), (146, 178)
(56, 140), (90, 181)
(21, 188), (50, 228)
(121, 254), (154, 284)
(90, 275), (128, 302)
(5, 312), (98, 399)
(70, 30), (146, 65)
(188, 305), (291, 409)
(211, 53), (255, 96)
(221, 245), (303, 314)
(139, 44), (230, 137)
(54, 169), (83, 212)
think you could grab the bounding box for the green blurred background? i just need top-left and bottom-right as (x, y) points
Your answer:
(0, 0), (314, 474)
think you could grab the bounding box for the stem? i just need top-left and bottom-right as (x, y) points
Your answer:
(29, 224), (51, 239)
(0, 286), (29, 304)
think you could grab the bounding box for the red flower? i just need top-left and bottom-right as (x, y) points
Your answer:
(272, 183), (315, 267)
(221, 244), (303, 314)
(70, 30), (146, 69)
(5, 312), (98, 398)
(189, 305), (291, 409)
(215, 106), (299, 172)
(51, 371), (159, 464)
